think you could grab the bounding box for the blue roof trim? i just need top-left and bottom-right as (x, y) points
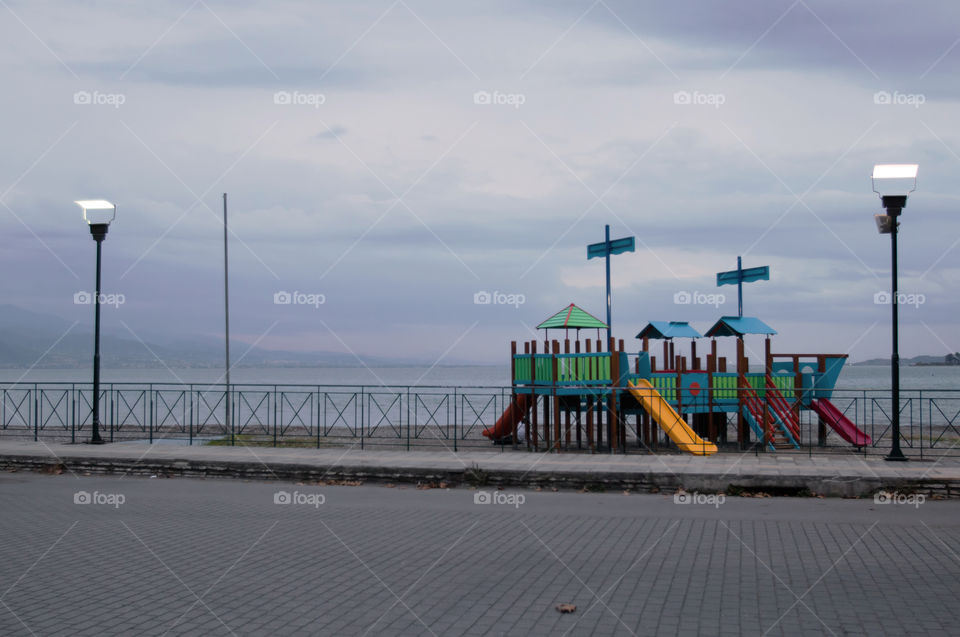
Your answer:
(704, 316), (777, 337)
(636, 321), (702, 340)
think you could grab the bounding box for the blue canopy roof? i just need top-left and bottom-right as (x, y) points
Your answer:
(636, 321), (702, 340)
(705, 316), (777, 337)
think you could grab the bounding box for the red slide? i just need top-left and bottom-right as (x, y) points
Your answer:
(483, 394), (532, 440)
(810, 398), (872, 447)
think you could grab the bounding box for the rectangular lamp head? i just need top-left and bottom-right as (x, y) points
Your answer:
(871, 164), (918, 196)
(75, 199), (116, 225)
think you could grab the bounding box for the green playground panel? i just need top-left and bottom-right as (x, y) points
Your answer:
(651, 373), (677, 402)
(711, 373), (738, 400)
(512, 353), (613, 385)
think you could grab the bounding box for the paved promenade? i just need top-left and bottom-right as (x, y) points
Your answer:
(0, 440), (958, 497)
(1, 472), (958, 636)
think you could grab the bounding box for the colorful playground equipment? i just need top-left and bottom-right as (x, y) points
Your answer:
(482, 258), (871, 455)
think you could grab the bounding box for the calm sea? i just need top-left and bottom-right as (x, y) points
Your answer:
(0, 364), (957, 391)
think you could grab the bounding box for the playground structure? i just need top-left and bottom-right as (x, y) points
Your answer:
(482, 257), (872, 455)
(482, 312), (869, 454)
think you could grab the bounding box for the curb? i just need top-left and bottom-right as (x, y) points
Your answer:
(2, 453), (959, 498)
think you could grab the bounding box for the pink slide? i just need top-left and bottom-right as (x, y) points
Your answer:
(810, 398), (872, 447)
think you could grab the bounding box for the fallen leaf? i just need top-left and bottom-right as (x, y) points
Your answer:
(556, 603), (576, 613)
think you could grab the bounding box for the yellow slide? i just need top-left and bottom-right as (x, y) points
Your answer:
(627, 379), (718, 456)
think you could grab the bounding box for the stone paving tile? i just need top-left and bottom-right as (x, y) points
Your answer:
(1, 474), (959, 635)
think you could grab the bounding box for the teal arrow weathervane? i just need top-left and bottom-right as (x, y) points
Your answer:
(587, 224), (635, 344)
(716, 256), (769, 317)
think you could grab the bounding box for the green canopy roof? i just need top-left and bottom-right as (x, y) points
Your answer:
(537, 304), (608, 330)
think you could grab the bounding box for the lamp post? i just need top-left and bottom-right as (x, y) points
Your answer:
(871, 164), (918, 462)
(76, 199), (116, 445)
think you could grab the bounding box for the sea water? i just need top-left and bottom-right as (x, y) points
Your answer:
(0, 364), (957, 390)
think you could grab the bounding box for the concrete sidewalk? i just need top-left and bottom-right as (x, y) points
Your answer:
(1, 439), (958, 497)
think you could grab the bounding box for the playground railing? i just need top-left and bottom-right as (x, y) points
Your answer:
(2, 382), (958, 457)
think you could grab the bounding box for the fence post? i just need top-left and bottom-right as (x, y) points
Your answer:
(189, 387), (194, 446)
(149, 384), (154, 444)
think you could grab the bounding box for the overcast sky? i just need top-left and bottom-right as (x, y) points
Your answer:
(1, 0), (958, 365)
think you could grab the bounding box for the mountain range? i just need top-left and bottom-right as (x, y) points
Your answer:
(0, 305), (425, 368)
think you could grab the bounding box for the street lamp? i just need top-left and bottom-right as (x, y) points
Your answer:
(871, 164), (918, 462)
(75, 199), (116, 445)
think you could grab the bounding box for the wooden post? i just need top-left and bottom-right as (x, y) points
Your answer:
(691, 340), (698, 370)
(763, 337), (772, 450)
(575, 339), (582, 448)
(736, 337), (746, 450)
(552, 340), (560, 452)
(510, 341), (518, 449)
(818, 356), (827, 446)
(586, 395), (595, 452)
(531, 340), (538, 451)
(707, 351), (717, 442)
(609, 337), (619, 452)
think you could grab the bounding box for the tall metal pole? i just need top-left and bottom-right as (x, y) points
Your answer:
(887, 213), (906, 460)
(605, 224), (612, 346)
(89, 225), (108, 444)
(737, 255), (743, 317)
(223, 193), (231, 440)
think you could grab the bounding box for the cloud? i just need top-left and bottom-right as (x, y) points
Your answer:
(0, 0), (957, 365)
